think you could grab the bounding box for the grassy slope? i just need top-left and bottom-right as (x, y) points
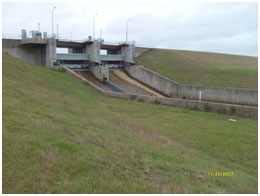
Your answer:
(2, 53), (258, 193)
(136, 49), (258, 89)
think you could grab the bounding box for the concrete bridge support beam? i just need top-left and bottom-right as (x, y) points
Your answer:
(87, 41), (109, 81)
(45, 38), (57, 68)
(90, 65), (109, 82)
(121, 44), (135, 65)
(86, 41), (101, 65)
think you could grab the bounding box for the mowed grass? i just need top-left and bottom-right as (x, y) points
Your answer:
(2, 53), (258, 193)
(136, 49), (258, 89)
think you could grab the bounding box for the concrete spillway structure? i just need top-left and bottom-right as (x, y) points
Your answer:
(3, 30), (136, 82)
(2, 37), (56, 67)
(2, 29), (257, 119)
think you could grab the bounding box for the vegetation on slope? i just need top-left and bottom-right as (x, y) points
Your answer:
(136, 49), (258, 89)
(2, 53), (258, 193)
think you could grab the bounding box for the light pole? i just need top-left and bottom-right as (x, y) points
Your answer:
(52, 6), (56, 38)
(37, 23), (40, 31)
(126, 19), (131, 43)
(57, 24), (59, 39)
(93, 13), (98, 40)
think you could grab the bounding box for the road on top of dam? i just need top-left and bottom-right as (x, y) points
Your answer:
(75, 70), (166, 98)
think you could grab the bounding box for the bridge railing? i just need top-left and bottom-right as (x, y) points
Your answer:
(2, 33), (22, 40)
(101, 55), (124, 61)
(57, 53), (89, 60)
(62, 64), (89, 69)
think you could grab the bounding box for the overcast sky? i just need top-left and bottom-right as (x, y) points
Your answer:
(2, 1), (258, 56)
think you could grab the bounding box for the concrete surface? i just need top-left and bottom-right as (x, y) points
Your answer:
(109, 70), (165, 97)
(85, 41), (101, 64)
(180, 85), (257, 106)
(125, 65), (181, 97)
(76, 70), (165, 97)
(3, 39), (43, 65)
(45, 38), (57, 68)
(121, 44), (135, 64)
(125, 65), (258, 106)
(90, 65), (109, 81)
(65, 67), (258, 120)
(21, 38), (48, 45)
(3, 38), (56, 67)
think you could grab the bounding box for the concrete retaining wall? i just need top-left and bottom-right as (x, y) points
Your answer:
(2, 38), (56, 67)
(45, 38), (57, 68)
(64, 67), (258, 120)
(121, 44), (135, 64)
(90, 65), (109, 81)
(180, 85), (257, 106)
(125, 65), (181, 97)
(125, 65), (258, 106)
(2, 39), (43, 65)
(86, 41), (100, 64)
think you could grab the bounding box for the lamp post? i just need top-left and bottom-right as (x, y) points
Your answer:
(57, 24), (59, 39)
(126, 19), (131, 43)
(37, 23), (40, 31)
(52, 6), (56, 37)
(93, 13), (98, 40)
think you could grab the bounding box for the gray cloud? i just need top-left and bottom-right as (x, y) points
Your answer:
(2, 1), (258, 56)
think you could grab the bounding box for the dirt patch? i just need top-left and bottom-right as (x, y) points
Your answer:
(110, 70), (166, 98)
(75, 71), (110, 91)
(42, 152), (56, 162)
(41, 152), (56, 173)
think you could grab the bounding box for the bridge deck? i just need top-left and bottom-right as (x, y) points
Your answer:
(56, 40), (121, 50)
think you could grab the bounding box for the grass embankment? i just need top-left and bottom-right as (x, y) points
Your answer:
(136, 49), (258, 89)
(2, 53), (258, 193)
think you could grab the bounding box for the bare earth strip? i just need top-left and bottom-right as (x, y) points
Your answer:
(75, 71), (110, 91)
(110, 70), (166, 98)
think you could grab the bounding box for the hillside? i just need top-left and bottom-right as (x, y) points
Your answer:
(136, 49), (258, 89)
(2, 53), (258, 193)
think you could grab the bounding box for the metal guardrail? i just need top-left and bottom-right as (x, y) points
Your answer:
(107, 64), (125, 69)
(3, 33), (154, 48)
(101, 55), (124, 61)
(57, 54), (124, 62)
(63, 64), (89, 69)
(2, 33), (21, 40)
(57, 53), (89, 60)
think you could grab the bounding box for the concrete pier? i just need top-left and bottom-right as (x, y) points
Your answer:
(45, 38), (57, 68)
(2, 38), (56, 67)
(121, 44), (135, 64)
(85, 41), (101, 65)
(90, 65), (109, 81)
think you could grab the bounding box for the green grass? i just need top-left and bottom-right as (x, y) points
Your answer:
(2, 53), (258, 193)
(136, 49), (258, 89)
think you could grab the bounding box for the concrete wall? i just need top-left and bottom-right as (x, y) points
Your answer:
(180, 85), (257, 106)
(90, 65), (109, 81)
(85, 41), (100, 64)
(121, 44), (135, 64)
(64, 67), (258, 120)
(125, 65), (258, 106)
(125, 65), (181, 97)
(45, 38), (57, 68)
(2, 39), (43, 65)
(2, 38), (56, 68)
(135, 47), (152, 57)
